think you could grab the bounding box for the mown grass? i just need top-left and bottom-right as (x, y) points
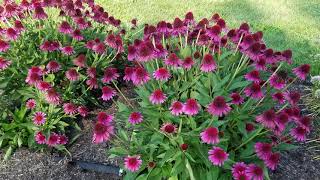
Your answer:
(98, 0), (320, 75)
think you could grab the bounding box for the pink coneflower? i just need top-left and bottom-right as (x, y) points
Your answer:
(47, 133), (60, 146)
(254, 57), (267, 71)
(182, 57), (194, 70)
(293, 64), (310, 80)
(208, 147), (229, 166)
(66, 69), (80, 81)
(132, 67), (150, 85)
(87, 67), (97, 78)
(45, 88), (61, 105)
(161, 122), (177, 134)
(154, 44), (168, 58)
(33, 112), (46, 125)
(97, 112), (114, 125)
(264, 152), (280, 170)
(63, 103), (77, 115)
(244, 83), (263, 99)
(200, 127), (220, 144)
(59, 21), (73, 34)
(58, 134), (68, 145)
(232, 162), (247, 179)
(172, 17), (187, 35)
(127, 45), (137, 61)
(40, 41), (60, 52)
(124, 156), (142, 172)
(153, 68), (171, 81)
(75, 17), (88, 30)
(169, 101), (184, 116)
(72, 29), (84, 41)
(123, 67), (135, 81)
(92, 122), (114, 143)
(282, 49), (292, 64)
(208, 96), (231, 117)
(73, 54), (86, 67)
(297, 116), (312, 131)
(230, 93), (244, 105)
(269, 74), (286, 90)
(101, 86), (116, 101)
(284, 91), (300, 106)
(46, 60), (61, 73)
(36, 81), (52, 91)
(272, 92), (286, 104)
(86, 78), (98, 89)
(275, 112), (289, 131)
(128, 112), (143, 124)
(93, 42), (106, 54)
(137, 44), (153, 62)
(245, 70), (261, 83)
(77, 106), (89, 117)
(26, 99), (36, 109)
(35, 132), (46, 144)
(86, 40), (95, 50)
(254, 142), (272, 159)
(207, 25), (222, 41)
(0, 58), (11, 70)
(165, 53), (181, 68)
(256, 109), (276, 129)
(34, 6), (48, 19)
(0, 39), (10, 52)
(201, 54), (216, 72)
(6, 28), (19, 41)
(246, 164), (264, 180)
(290, 126), (309, 142)
(102, 68), (119, 83)
(183, 99), (200, 116)
(149, 89), (167, 104)
(61, 46), (75, 55)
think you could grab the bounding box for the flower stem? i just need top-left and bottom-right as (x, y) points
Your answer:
(112, 81), (134, 109)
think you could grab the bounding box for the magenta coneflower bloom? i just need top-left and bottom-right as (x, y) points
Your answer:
(86, 40), (95, 50)
(208, 96), (231, 117)
(245, 70), (261, 83)
(47, 133), (60, 146)
(244, 83), (263, 99)
(154, 44), (168, 58)
(184, 11), (195, 24)
(132, 67), (150, 85)
(149, 89), (167, 104)
(137, 44), (154, 62)
(264, 152), (280, 170)
(293, 64), (310, 80)
(124, 156), (142, 172)
(63, 103), (77, 115)
(93, 42), (106, 54)
(87, 67), (97, 78)
(6, 28), (19, 41)
(230, 93), (244, 105)
(246, 164), (264, 180)
(256, 109), (276, 129)
(33, 112), (46, 125)
(284, 91), (300, 106)
(207, 25), (222, 41)
(200, 127), (220, 144)
(75, 17), (89, 30)
(161, 122), (177, 134)
(77, 106), (89, 117)
(169, 101), (184, 116)
(45, 88), (61, 105)
(127, 45), (137, 61)
(281, 49), (292, 64)
(34, 6), (48, 19)
(275, 112), (289, 131)
(36, 81), (52, 91)
(183, 99), (200, 116)
(0, 39), (10, 52)
(0, 58), (11, 70)
(182, 57), (194, 70)
(172, 17), (187, 35)
(97, 112), (114, 125)
(232, 162), (247, 178)
(201, 54), (217, 72)
(61, 46), (75, 55)
(66, 69), (80, 81)
(240, 34), (254, 50)
(254, 57), (267, 71)
(269, 74), (286, 90)
(35, 132), (46, 144)
(26, 99), (36, 109)
(123, 67), (135, 81)
(40, 41), (60, 52)
(254, 142), (272, 159)
(46, 60), (61, 73)
(58, 135), (68, 145)
(86, 78), (98, 89)
(290, 126), (309, 142)
(72, 29), (84, 41)
(153, 68), (171, 81)
(165, 53), (181, 68)
(73, 54), (86, 67)
(297, 116), (312, 131)
(129, 112), (143, 125)
(59, 21), (73, 34)
(93, 122), (114, 143)
(102, 67), (119, 83)
(208, 147), (229, 166)
(272, 92), (286, 104)
(101, 86), (116, 101)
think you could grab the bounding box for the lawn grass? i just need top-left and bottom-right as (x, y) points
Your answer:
(97, 0), (320, 75)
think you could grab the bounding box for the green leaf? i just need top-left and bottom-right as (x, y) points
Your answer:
(276, 143), (298, 151)
(108, 147), (128, 156)
(4, 146), (13, 160)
